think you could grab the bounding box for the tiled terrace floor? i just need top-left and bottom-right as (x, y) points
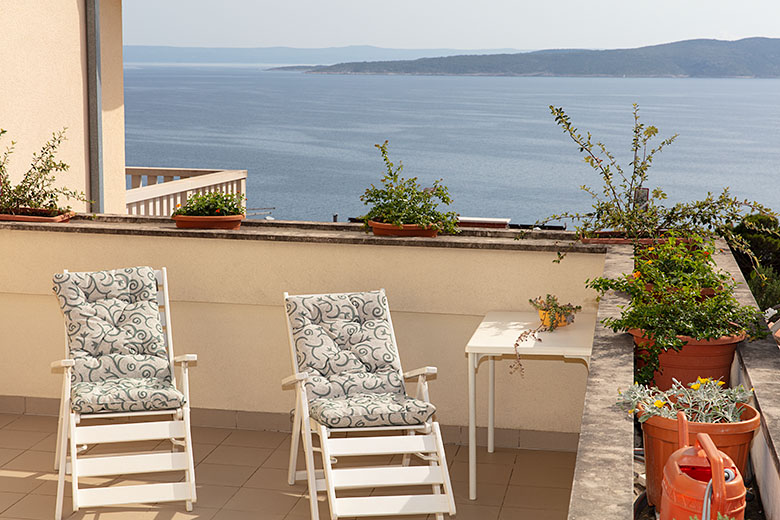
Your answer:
(0, 413), (574, 520)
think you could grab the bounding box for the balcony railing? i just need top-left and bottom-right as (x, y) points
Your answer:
(125, 167), (248, 216)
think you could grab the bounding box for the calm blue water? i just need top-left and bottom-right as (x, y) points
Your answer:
(124, 65), (780, 224)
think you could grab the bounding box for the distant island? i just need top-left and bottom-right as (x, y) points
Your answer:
(122, 45), (523, 66)
(271, 38), (780, 78)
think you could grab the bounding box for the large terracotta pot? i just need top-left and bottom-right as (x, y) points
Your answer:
(0, 210), (75, 223)
(368, 220), (437, 237)
(629, 328), (745, 390)
(641, 403), (759, 508)
(172, 214), (244, 230)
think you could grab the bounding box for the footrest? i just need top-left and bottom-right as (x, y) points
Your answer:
(334, 494), (450, 517)
(332, 466), (443, 489)
(78, 482), (192, 508)
(327, 434), (437, 457)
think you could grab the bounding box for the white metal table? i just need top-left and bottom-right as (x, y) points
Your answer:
(465, 311), (597, 500)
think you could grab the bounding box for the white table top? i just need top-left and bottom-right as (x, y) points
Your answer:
(465, 311), (597, 358)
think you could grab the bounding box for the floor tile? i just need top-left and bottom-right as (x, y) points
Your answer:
(509, 464), (573, 489)
(2, 451), (55, 473)
(451, 479), (508, 507)
(2, 493), (70, 520)
(84, 440), (164, 456)
(200, 446), (273, 467)
(243, 467), (306, 494)
(498, 506), (568, 520)
(502, 485), (571, 510)
(141, 505), (219, 520)
(193, 464), (256, 487)
(0, 431), (50, 451)
(453, 447), (517, 466)
(449, 461), (513, 485)
(0, 415), (22, 429)
(284, 494), (331, 519)
(27, 434), (56, 454)
(222, 430), (287, 449)
(0, 469), (50, 494)
(449, 503), (500, 520)
(191, 484), (239, 509)
(0, 491), (26, 514)
(221, 487), (299, 514)
(0, 451), (24, 468)
(1, 416), (57, 434)
(513, 450), (575, 470)
(191, 427), (233, 446)
(213, 509), (285, 520)
(193, 444), (218, 465)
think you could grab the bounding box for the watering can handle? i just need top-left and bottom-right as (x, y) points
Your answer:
(676, 411), (689, 448)
(696, 433), (727, 518)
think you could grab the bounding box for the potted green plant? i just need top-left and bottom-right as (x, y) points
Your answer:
(539, 104), (776, 265)
(587, 239), (766, 388)
(0, 128), (87, 222)
(360, 140), (459, 237)
(172, 191), (246, 230)
(529, 294), (581, 329)
(619, 379), (759, 508)
(511, 295), (581, 375)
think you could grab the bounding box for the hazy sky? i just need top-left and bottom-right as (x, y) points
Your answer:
(123, 0), (780, 50)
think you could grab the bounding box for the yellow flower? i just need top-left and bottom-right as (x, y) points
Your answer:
(647, 247), (655, 252)
(751, 387), (755, 392)
(697, 377), (710, 383)
(717, 381), (725, 386)
(691, 383), (701, 390)
(647, 260), (653, 265)
(653, 400), (665, 408)
(628, 409), (635, 415)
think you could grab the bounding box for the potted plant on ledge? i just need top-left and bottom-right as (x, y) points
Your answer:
(0, 128), (88, 222)
(360, 140), (459, 237)
(172, 191), (246, 230)
(619, 379), (760, 509)
(587, 236), (766, 388)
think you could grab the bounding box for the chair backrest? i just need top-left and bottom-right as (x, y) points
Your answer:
(52, 266), (176, 386)
(284, 289), (406, 401)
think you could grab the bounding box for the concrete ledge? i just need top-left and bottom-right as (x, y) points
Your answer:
(0, 214), (607, 254)
(567, 245), (635, 519)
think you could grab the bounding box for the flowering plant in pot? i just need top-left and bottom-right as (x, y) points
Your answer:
(528, 294), (581, 330)
(586, 237), (765, 387)
(619, 378), (759, 508)
(0, 128), (88, 222)
(172, 191), (246, 230)
(359, 140), (458, 237)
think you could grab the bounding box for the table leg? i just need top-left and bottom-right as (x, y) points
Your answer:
(488, 356), (495, 453)
(468, 352), (477, 500)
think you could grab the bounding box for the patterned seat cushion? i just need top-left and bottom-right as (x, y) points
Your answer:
(72, 378), (185, 414)
(52, 267), (183, 414)
(286, 290), (436, 427)
(309, 393), (435, 428)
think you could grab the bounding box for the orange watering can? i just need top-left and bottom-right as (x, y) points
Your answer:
(660, 412), (746, 520)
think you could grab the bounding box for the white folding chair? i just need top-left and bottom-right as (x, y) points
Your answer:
(51, 266), (197, 519)
(282, 289), (456, 519)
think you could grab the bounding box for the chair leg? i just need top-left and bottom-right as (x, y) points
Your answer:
(301, 417), (320, 520)
(288, 400), (301, 485)
(182, 405), (197, 509)
(69, 413), (79, 513)
(54, 409), (69, 520)
(54, 376), (69, 471)
(402, 428), (414, 467)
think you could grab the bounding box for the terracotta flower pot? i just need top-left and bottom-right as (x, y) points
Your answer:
(172, 214), (245, 230)
(0, 210), (75, 223)
(640, 403), (760, 508)
(368, 220), (437, 237)
(629, 328), (745, 390)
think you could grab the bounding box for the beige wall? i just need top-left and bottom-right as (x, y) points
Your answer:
(0, 0), (125, 214)
(0, 229), (604, 433)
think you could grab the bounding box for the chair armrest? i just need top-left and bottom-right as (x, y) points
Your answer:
(174, 354), (198, 364)
(282, 372), (309, 389)
(51, 359), (75, 370)
(403, 366), (437, 380)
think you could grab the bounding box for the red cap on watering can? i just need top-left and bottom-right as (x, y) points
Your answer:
(659, 412), (746, 520)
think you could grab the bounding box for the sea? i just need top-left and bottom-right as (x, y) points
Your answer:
(124, 64), (780, 225)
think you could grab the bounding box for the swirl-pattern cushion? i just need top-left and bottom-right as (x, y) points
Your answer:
(286, 290), (435, 427)
(52, 267), (184, 413)
(309, 393), (435, 428)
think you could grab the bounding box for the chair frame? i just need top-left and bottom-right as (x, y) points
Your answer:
(52, 267), (198, 519)
(282, 289), (456, 520)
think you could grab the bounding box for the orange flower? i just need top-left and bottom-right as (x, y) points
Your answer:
(632, 271), (641, 279)
(215, 209), (221, 213)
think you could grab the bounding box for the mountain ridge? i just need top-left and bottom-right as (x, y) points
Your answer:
(301, 38), (780, 78)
